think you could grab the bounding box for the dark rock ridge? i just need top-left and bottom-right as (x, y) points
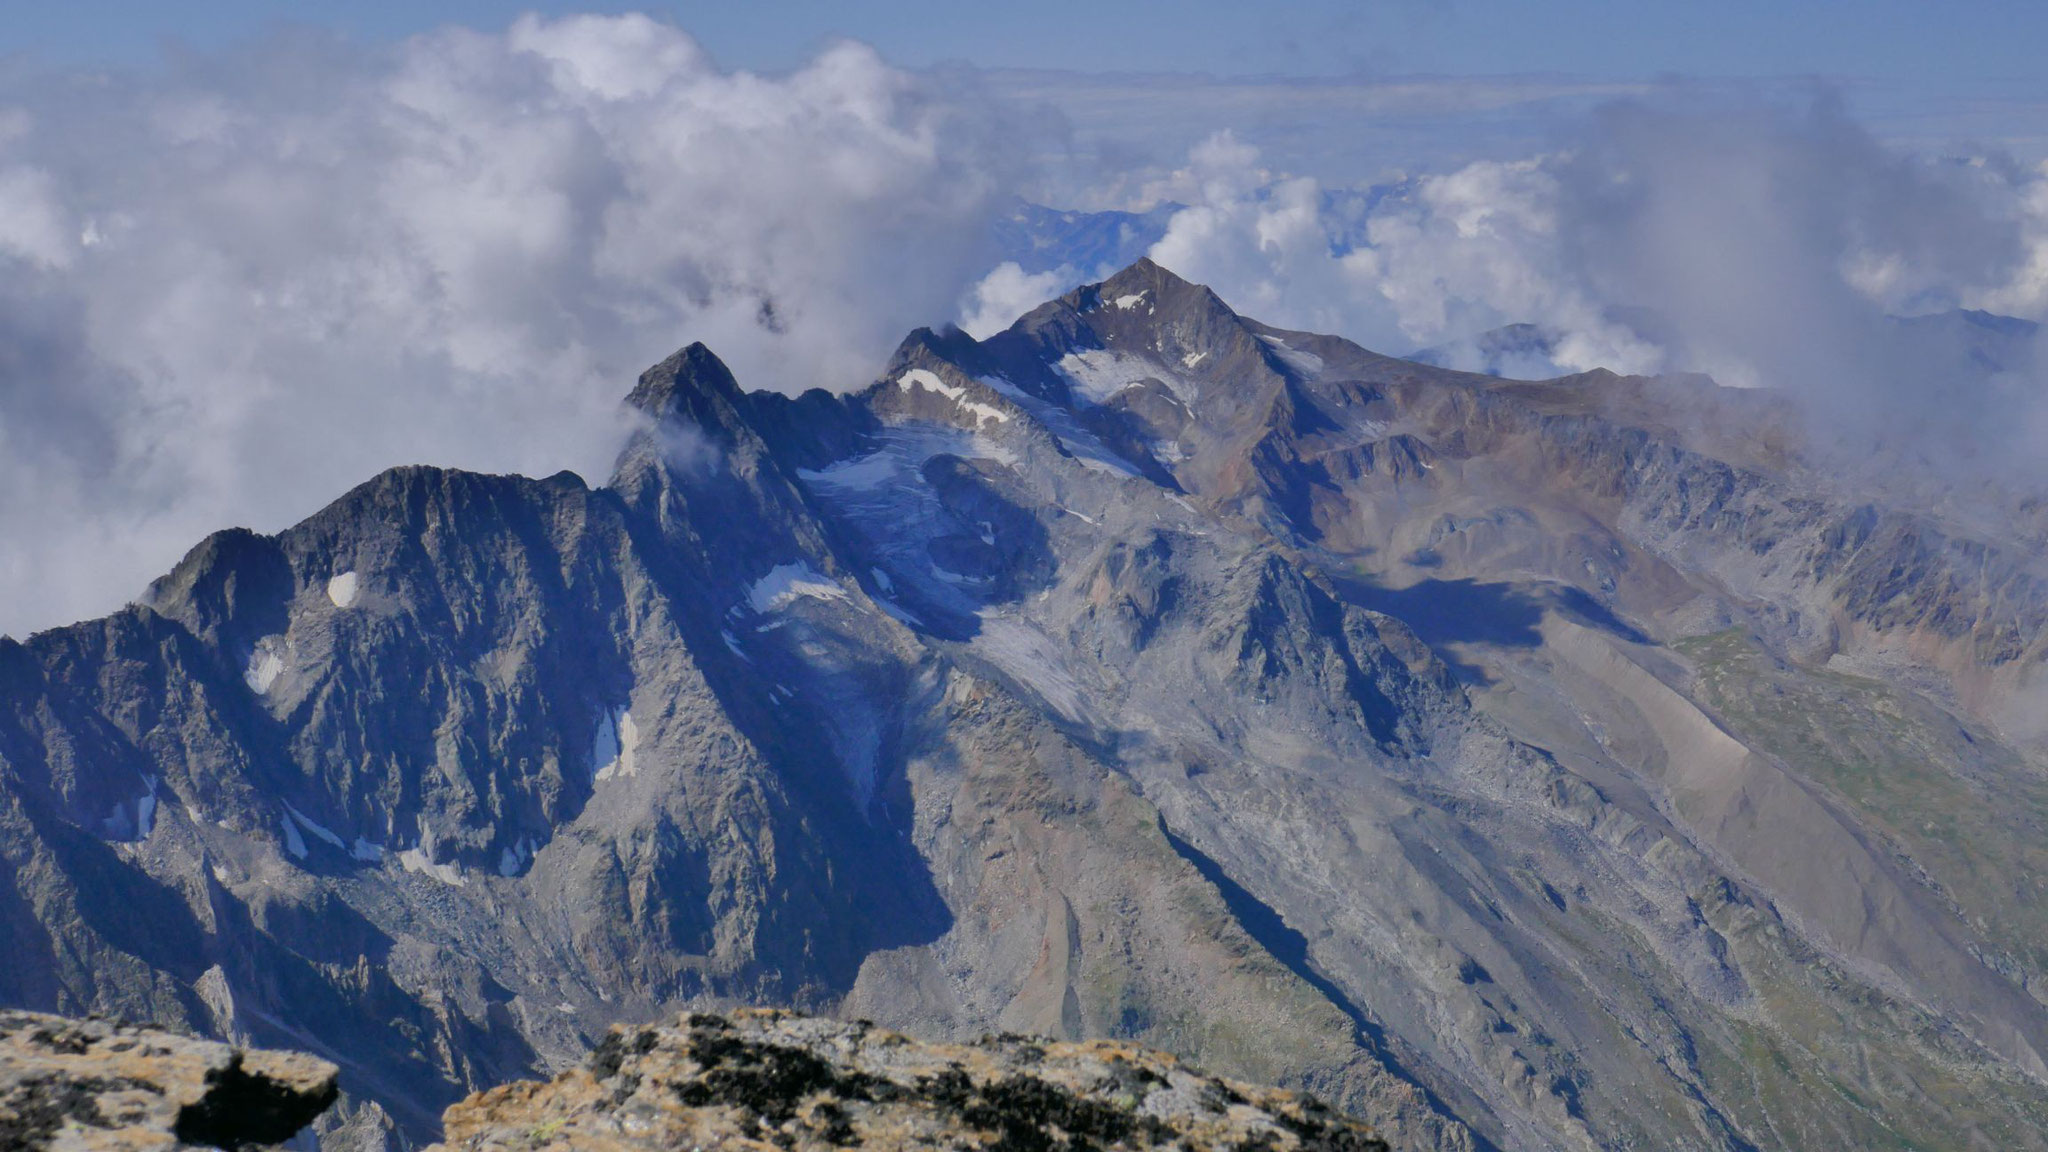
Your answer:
(0, 1009), (337, 1149)
(3, 258), (2048, 1150)
(435, 1008), (1389, 1152)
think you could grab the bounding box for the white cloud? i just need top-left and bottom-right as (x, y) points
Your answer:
(1970, 159), (2048, 319)
(7, 30), (2048, 644)
(959, 260), (1069, 337)
(0, 164), (74, 269)
(0, 15), (1011, 637)
(1140, 101), (2047, 426)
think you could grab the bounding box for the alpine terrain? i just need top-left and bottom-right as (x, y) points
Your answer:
(3, 259), (2048, 1151)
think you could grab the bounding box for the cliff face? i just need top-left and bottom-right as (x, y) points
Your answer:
(3, 259), (2048, 1151)
(434, 1009), (1389, 1152)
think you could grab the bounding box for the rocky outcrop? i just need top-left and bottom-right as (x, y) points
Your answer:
(0, 1010), (336, 1149)
(435, 1009), (1388, 1152)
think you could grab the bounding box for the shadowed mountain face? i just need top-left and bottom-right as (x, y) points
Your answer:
(5, 259), (2048, 1151)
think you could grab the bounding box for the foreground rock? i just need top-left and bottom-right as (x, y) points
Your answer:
(436, 1009), (1388, 1151)
(0, 1010), (338, 1150)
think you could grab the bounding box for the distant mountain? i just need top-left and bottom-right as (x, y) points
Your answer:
(1415, 306), (2041, 382)
(4, 260), (2048, 1151)
(1409, 322), (1571, 378)
(991, 199), (1180, 276)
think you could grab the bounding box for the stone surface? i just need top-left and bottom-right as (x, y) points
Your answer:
(435, 1009), (1388, 1152)
(0, 1010), (337, 1150)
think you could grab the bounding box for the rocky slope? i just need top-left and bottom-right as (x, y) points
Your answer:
(0, 1009), (336, 1149)
(2, 258), (2047, 1150)
(436, 1008), (1388, 1152)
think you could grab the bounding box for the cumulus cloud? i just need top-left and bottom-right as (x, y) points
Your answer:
(9, 24), (2048, 642)
(1135, 133), (1661, 375)
(958, 260), (1069, 337)
(0, 14), (1011, 636)
(1132, 97), (2048, 481)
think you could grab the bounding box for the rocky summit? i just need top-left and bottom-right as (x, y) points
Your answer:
(0, 1009), (337, 1150)
(436, 1008), (1388, 1152)
(3, 258), (2048, 1151)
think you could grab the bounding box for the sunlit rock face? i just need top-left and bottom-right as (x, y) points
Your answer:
(434, 1008), (1393, 1152)
(4, 259), (2048, 1152)
(0, 1010), (339, 1149)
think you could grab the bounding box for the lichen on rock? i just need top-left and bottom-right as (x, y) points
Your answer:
(0, 1010), (339, 1150)
(435, 1009), (1389, 1152)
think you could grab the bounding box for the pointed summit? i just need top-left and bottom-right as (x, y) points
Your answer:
(611, 341), (771, 492)
(1085, 258), (1239, 327)
(1094, 256), (1189, 297)
(626, 342), (747, 427)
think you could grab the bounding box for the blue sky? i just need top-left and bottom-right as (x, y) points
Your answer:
(8, 0), (2048, 85)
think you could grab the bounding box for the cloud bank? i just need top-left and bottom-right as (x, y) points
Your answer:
(1105, 98), (2048, 483)
(0, 15), (1010, 636)
(7, 20), (2048, 640)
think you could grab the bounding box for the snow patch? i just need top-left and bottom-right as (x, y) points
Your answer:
(974, 616), (1086, 722)
(351, 837), (385, 863)
(897, 368), (1010, 428)
(721, 629), (750, 661)
(748, 562), (848, 613)
(285, 802), (347, 851)
(1074, 455), (1140, 478)
(498, 837), (540, 878)
(797, 450), (900, 490)
(1113, 292), (1149, 310)
(398, 847), (465, 887)
(134, 777), (158, 839)
(1053, 349), (1187, 406)
(1259, 334), (1325, 377)
(978, 371), (1143, 477)
(280, 816), (308, 860)
(243, 639), (285, 694)
(874, 597), (924, 628)
(1181, 350), (1209, 369)
(592, 706), (640, 782)
(870, 567), (894, 593)
(326, 571), (360, 608)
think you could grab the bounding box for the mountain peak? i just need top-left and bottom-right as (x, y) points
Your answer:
(1091, 257), (1208, 308)
(1072, 259), (1250, 344)
(625, 342), (745, 424)
(611, 340), (777, 493)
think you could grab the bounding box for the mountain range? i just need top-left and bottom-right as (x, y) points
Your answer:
(3, 259), (2048, 1151)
